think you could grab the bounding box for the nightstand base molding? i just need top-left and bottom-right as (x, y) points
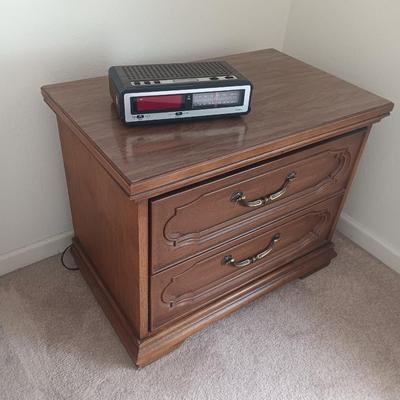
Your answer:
(73, 240), (336, 367)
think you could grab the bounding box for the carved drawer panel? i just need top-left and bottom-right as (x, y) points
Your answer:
(150, 130), (365, 272)
(150, 195), (342, 330)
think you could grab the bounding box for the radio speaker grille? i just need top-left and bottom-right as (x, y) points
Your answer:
(122, 62), (234, 80)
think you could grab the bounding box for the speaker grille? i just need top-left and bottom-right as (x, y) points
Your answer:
(122, 61), (234, 80)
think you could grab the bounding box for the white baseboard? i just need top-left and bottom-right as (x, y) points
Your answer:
(337, 213), (400, 274)
(0, 230), (74, 277)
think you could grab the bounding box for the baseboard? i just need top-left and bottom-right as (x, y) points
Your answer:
(0, 230), (74, 277)
(337, 213), (400, 274)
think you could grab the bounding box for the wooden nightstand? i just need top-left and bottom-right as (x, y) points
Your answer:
(41, 49), (393, 367)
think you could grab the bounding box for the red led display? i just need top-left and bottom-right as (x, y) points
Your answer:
(136, 95), (183, 112)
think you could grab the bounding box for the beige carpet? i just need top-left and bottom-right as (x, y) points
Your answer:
(0, 233), (399, 400)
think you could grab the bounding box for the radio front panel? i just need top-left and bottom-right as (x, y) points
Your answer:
(123, 85), (251, 123)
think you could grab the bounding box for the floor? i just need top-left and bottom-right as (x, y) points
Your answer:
(0, 233), (399, 400)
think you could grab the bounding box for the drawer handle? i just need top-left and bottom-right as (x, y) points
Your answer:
(231, 171), (296, 208)
(223, 233), (280, 268)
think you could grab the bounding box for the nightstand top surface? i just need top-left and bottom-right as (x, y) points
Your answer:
(42, 49), (393, 197)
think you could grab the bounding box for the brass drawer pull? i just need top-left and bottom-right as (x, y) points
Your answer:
(223, 233), (280, 268)
(231, 171), (296, 208)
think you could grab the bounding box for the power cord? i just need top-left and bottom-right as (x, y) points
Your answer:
(60, 244), (79, 271)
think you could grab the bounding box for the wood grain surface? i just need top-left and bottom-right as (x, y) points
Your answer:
(151, 195), (342, 330)
(41, 49), (393, 198)
(150, 130), (365, 271)
(58, 119), (149, 338)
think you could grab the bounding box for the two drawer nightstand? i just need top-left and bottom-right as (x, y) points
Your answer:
(42, 49), (393, 367)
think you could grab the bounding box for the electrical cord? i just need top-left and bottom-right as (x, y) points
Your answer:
(60, 244), (79, 270)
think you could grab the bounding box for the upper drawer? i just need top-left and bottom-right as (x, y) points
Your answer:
(150, 130), (365, 272)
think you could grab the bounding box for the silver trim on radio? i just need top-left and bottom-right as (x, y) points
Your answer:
(123, 85), (251, 123)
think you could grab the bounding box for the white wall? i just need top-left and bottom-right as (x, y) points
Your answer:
(0, 0), (293, 275)
(3, 0), (399, 277)
(284, 0), (400, 273)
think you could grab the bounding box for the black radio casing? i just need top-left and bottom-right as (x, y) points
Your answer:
(109, 61), (253, 125)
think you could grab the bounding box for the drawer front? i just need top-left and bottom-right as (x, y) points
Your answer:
(151, 130), (365, 272)
(151, 195), (341, 330)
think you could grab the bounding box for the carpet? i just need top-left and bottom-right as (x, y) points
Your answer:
(0, 233), (399, 400)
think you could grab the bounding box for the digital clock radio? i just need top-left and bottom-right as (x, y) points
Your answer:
(108, 61), (252, 124)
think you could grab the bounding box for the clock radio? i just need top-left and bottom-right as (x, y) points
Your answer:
(108, 61), (252, 124)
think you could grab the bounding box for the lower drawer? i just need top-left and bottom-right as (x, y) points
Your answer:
(150, 195), (342, 330)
